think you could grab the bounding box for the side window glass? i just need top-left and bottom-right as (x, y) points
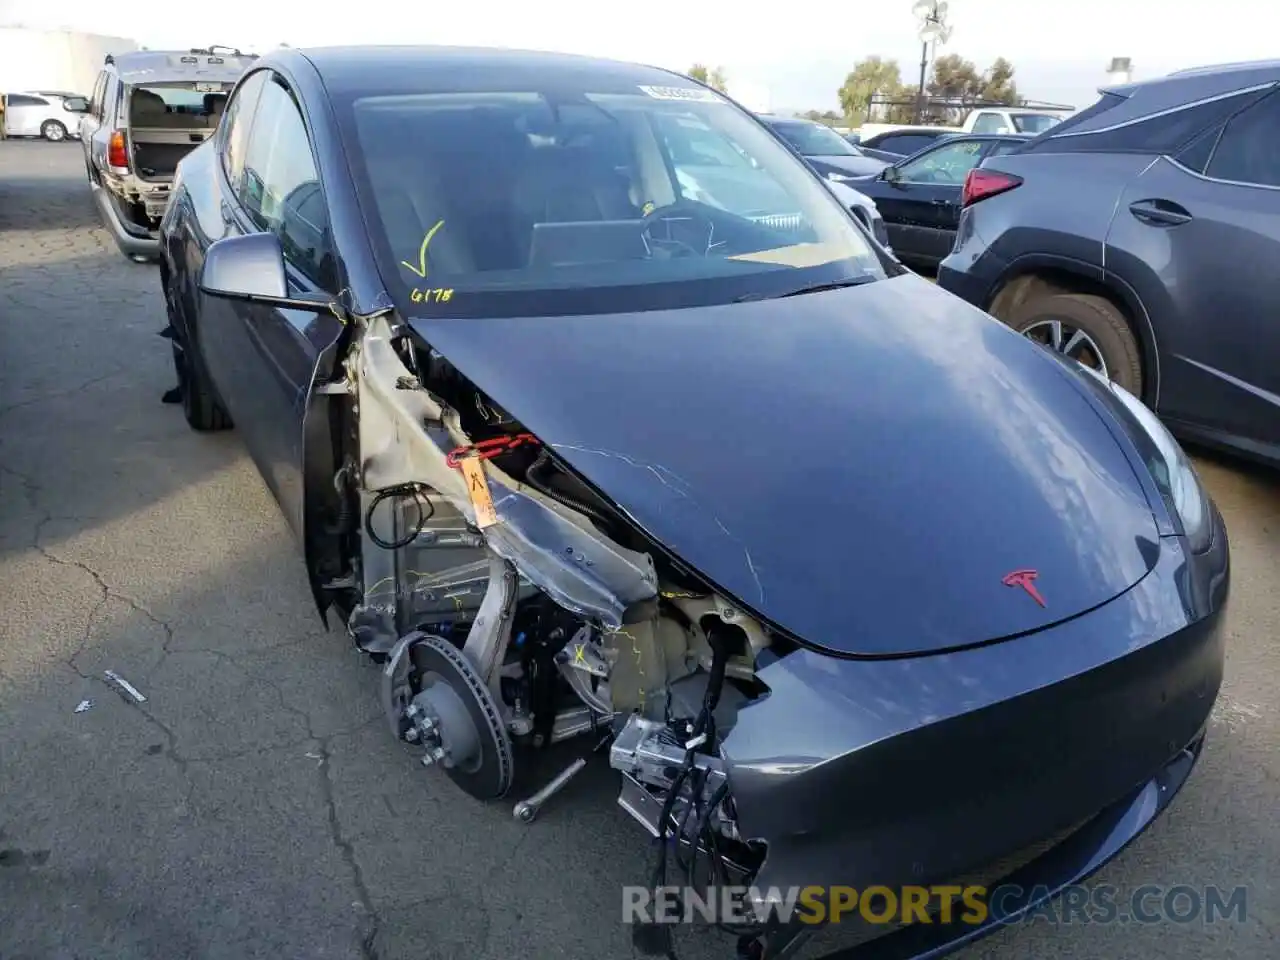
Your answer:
(102, 79), (119, 125)
(971, 113), (1003, 134)
(90, 73), (107, 118)
(1032, 89), (1268, 155)
(1205, 92), (1280, 187)
(899, 139), (985, 184)
(1174, 123), (1223, 174)
(240, 78), (335, 290)
(220, 71), (268, 194)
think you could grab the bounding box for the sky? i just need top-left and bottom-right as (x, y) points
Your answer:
(3, 0), (1279, 113)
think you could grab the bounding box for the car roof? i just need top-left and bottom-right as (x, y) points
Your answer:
(106, 49), (258, 84)
(993, 106), (1072, 115)
(292, 45), (693, 99)
(864, 127), (952, 139)
(1072, 58), (1280, 135)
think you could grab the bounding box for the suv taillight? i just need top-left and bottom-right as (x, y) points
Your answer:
(961, 169), (1022, 208)
(107, 130), (128, 169)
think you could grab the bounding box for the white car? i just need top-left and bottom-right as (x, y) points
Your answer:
(2, 92), (83, 141)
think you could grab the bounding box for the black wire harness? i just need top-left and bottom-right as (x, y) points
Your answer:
(633, 627), (755, 959)
(363, 482), (435, 550)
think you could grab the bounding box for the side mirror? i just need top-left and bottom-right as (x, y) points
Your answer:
(880, 165), (900, 183)
(63, 97), (89, 113)
(200, 232), (332, 312)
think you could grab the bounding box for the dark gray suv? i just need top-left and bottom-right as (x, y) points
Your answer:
(939, 60), (1280, 468)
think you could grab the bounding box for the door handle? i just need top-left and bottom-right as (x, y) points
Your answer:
(1129, 199), (1192, 227)
(219, 201), (235, 224)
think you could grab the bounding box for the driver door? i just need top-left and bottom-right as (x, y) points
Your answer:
(878, 138), (990, 266)
(200, 71), (344, 540)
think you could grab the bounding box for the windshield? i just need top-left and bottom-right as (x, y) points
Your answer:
(343, 87), (887, 318)
(768, 120), (862, 157)
(1012, 113), (1063, 134)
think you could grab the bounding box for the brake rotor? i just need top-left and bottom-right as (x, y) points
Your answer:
(384, 632), (514, 800)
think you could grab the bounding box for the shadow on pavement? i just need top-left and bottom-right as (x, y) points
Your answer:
(0, 146), (103, 233)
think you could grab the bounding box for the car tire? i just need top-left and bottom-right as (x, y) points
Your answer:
(1006, 292), (1143, 396)
(41, 120), (67, 142)
(172, 337), (233, 432)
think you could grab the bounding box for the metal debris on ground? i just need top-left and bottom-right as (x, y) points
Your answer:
(103, 670), (148, 704)
(74, 699), (94, 714)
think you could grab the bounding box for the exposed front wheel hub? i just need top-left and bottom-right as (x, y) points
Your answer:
(380, 631), (514, 799)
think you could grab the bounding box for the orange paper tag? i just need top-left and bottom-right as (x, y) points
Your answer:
(458, 456), (499, 528)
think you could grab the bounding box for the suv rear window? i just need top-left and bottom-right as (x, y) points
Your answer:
(1019, 93), (1126, 150)
(1021, 89), (1269, 156)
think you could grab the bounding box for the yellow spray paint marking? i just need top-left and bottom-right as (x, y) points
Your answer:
(400, 219), (446, 278)
(574, 643), (588, 666)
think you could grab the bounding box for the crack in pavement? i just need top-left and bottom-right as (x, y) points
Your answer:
(3, 461), (387, 958)
(0, 369), (127, 420)
(319, 737), (384, 960)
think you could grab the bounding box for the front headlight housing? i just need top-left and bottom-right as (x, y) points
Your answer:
(1080, 369), (1211, 553)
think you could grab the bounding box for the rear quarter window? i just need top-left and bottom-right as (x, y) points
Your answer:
(1203, 90), (1280, 187)
(1022, 88), (1270, 156)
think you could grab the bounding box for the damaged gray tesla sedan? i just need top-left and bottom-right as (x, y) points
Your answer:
(158, 44), (1229, 960)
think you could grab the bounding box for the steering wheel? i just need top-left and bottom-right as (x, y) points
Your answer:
(641, 200), (718, 258)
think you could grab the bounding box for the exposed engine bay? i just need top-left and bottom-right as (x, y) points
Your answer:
(322, 313), (788, 906)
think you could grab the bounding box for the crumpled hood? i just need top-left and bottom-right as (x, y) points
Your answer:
(410, 275), (1161, 657)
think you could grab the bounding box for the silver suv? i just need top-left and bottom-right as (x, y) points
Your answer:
(67, 45), (257, 261)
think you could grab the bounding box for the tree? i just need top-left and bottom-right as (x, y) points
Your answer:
(923, 54), (1022, 121)
(980, 56), (1019, 105)
(834, 56), (916, 126)
(926, 53), (983, 100)
(687, 63), (729, 93)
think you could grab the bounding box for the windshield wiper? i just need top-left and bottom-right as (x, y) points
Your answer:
(735, 276), (876, 303)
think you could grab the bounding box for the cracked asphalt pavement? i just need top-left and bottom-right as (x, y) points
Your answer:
(2, 140), (1278, 960)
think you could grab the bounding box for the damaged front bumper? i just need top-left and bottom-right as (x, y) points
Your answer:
(722, 511), (1226, 926)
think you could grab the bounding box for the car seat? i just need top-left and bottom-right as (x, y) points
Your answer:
(365, 107), (534, 277)
(510, 137), (640, 265)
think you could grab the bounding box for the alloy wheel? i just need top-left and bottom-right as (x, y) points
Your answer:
(1020, 319), (1110, 380)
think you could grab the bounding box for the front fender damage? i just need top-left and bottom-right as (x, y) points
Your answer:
(349, 313), (657, 636)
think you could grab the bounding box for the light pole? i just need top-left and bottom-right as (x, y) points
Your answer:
(912, 0), (953, 122)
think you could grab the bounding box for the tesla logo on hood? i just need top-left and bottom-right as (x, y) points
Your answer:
(1002, 569), (1046, 608)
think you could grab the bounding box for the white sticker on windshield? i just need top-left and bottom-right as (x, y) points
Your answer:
(638, 85), (724, 103)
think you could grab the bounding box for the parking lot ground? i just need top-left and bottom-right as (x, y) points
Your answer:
(1, 140), (1278, 960)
